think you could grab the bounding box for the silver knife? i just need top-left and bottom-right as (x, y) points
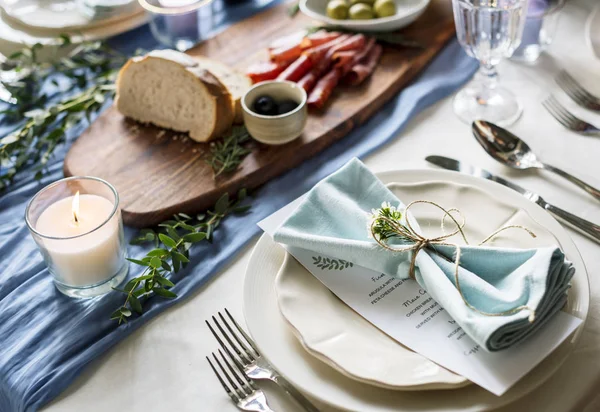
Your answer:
(426, 155), (600, 244)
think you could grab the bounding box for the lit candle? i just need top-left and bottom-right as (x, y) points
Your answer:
(26, 177), (128, 298)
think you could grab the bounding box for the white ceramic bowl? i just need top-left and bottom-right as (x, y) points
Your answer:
(241, 80), (308, 145)
(299, 0), (430, 32)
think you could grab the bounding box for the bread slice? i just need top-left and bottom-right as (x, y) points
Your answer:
(194, 56), (252, 124)
(115, 49), (234, 142)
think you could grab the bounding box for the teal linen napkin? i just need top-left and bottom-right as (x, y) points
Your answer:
(273, 158), (574, 351)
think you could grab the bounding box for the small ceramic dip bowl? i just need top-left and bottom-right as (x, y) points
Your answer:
(241, 80), (308, 145)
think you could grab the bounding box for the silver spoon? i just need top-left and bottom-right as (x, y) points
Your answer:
(472, 120), (600, 202)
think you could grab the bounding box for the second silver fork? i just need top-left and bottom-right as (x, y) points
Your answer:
(542, 95), (600, 136)
(206, 309), (320, 412)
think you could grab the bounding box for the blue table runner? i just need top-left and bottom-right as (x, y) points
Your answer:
(0, 2), (477, 410)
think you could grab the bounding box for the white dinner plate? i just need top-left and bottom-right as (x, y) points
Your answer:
(243, 168), (589, 412)
(299, 0), (430, 33)
(0, 0), (142, 31)
(585, 3), (600, 60)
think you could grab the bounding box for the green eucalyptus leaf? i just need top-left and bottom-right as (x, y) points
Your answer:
(172, 251), (189, 263)
(121, 308), (132, 317)
(154, 287), (177, 299)
(149, 257), (162, 269)
(127, 258), (149, 267)
(147, 248), (169, 257)
(158, 233), (177, 249)
(182, 232), (206, 243)
(214, 193), (229, 214)
(129, 295), (143, 313)
(156, 276), (175, 288)
(166, 226), (181, 241)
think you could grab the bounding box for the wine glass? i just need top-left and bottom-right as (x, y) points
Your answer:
(452, 0), (529, 126)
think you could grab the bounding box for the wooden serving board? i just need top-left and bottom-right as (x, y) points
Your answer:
(64, 0), (456, 227)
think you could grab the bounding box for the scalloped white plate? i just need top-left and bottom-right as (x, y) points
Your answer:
(243, 168), (589, 412)
(299, 0), (430, 32)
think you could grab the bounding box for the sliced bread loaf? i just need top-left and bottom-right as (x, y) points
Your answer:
(194, 56), (252, 124)
(115, 49), (234, 142)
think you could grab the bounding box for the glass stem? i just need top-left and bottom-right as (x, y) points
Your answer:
(477, 63), (499, 105)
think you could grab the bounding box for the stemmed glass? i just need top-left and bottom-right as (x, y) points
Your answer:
(452, 0), (529, 126)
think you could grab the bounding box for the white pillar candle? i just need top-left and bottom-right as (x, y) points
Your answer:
(35, 193), (123, 287)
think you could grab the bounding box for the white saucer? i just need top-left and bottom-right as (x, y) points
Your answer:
(243, 168), (589, 412)
(0, 0), (142, 31)
(0, 6), (148, 55)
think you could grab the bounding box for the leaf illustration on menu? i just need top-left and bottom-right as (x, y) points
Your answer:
(312, 256), (354, 271)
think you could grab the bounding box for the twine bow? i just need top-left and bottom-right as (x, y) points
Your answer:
(370, 200), (538, 322)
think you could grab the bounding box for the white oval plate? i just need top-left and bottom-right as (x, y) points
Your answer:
(299, 0), (430, 32)
(0, 0), (142, 31)
(243, 168), (589, 412)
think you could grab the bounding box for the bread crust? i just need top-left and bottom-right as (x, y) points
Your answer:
(115, 51), (235, 142)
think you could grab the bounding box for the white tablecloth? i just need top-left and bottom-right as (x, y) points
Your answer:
(44, 1), (600, 410)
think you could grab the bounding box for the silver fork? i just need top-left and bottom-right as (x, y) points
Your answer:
(542, 95), (600, 136)
(206, 309), (320, 412)
(555, 70), (600, 112)
(207, 349), (274, 412)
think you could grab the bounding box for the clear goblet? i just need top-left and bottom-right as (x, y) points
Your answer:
(452, 0), (529, 126)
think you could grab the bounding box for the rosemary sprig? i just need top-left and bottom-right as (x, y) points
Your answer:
(111, 189), (251, 324)
(206, 125), (252, 178)
(306, 26), (423, 48)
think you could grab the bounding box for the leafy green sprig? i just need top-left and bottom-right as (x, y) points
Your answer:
(111, 189), (251, 324)
(206, 125), (252, 178)
(0, 36), (128, 190)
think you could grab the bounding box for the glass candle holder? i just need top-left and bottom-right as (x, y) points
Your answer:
(25, 177), (128, 298)
(139, 0), (215, 51)
(511, 0), (564, 62)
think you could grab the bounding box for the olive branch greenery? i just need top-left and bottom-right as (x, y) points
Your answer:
(0, 36), (129, 191)
(111, 189), (251, 324)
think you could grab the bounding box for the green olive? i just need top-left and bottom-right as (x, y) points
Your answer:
(349, 0), (375, 6)
(349, 3), (374, 19)
(374, 0), (396, 18)
(327, 0), (349, 19)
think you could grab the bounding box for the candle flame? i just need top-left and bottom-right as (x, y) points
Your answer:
(72, 191), (80, 224)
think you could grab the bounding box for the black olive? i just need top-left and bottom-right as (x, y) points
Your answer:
(277, 99), (299, 115)
(252, 95), (278, 116)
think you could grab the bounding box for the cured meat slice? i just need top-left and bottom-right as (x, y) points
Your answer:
(297, 70), (318, 93)
(307, 68), (343, 109)
(277, 55), (313, 82)
(247, 60), (291, 83)
(345, 43), (383, 86)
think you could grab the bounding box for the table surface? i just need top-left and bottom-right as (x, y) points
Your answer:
(39, 0), (600, 410)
